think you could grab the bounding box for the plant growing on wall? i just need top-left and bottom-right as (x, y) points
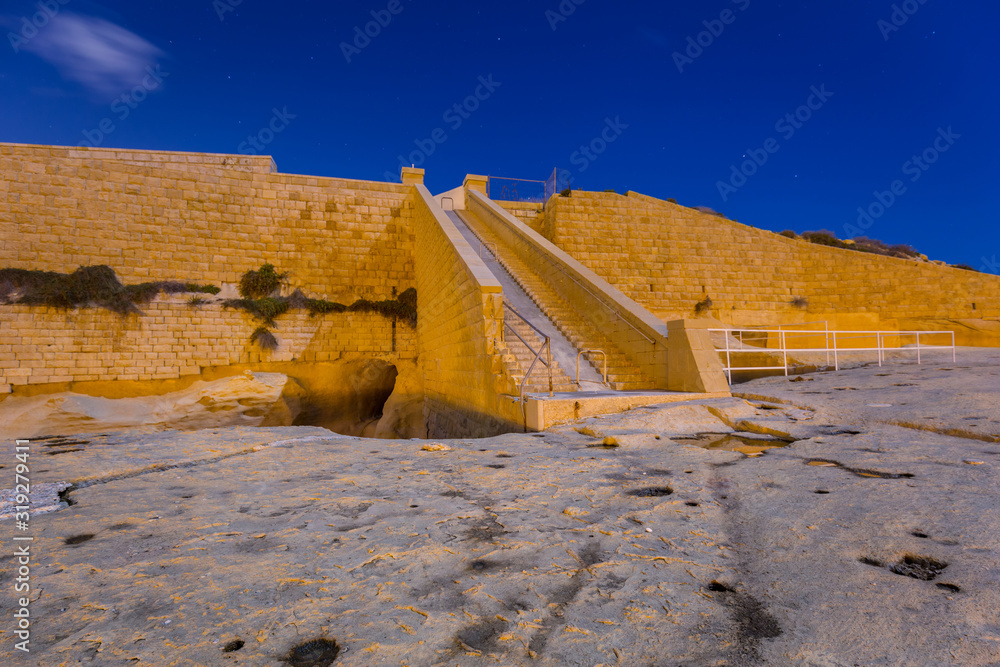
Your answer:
(250, 326), (278, 351)
(238, 263), (286, 299)
(791, 296), (809, 309)
(694, 296), (714, 315)
(227, 263), (417, 351)
(0, 266), (219, 315)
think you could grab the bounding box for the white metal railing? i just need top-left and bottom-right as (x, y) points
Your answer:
(576, 349), (608, 387)
(502, 302), (554, 398)
(709, 328), (957, 384)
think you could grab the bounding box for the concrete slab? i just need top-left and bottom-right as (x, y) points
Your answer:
(524, 389), (732, 430)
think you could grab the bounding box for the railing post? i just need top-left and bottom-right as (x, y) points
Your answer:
(877, 331), (883, 367)
(825, 322), (830, 367)
(952, 332), (956, 363)
(780, 330), (788, 376)
(546, 337), (553, 397)
(725, 330), (732, 385)
(833, 331), (839, 371)
(916, 332), (922, 365)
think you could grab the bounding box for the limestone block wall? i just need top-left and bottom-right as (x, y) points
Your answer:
(540, 191), (1000, 339)
(497, 201), (544, 233)
(49, 147), (277, 176)
(0, 298), (414, 395)
(0, 143), (416, 302)
(413, 186), (521, 438)
(469, 190), (669, 388)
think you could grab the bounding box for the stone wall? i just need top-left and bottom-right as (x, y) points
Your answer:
(540, 191), (1000, 342)
(0, 142), (416, 302)
(0, 297), (415, 394)
(413, 186), (521, 438)
(497, 200), (544, 233)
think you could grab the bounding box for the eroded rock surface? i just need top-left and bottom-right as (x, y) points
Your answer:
(0, 372), (305, 439)
(0, 351), (998, 665)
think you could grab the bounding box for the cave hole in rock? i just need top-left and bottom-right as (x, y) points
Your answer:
(890, 554), (948, 581)
(222, 639), (245, 652)
(627, 486), (674, 497)
(860, 554), (949, 581)
(292, 359), (399, 438)
(285, 638), (341, 666)
(706, 580), (736, 593)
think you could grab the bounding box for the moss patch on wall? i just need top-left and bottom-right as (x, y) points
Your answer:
(0, 266), (219, 315)
(224, 288), (417, 327)
(225, 287), (417, 350)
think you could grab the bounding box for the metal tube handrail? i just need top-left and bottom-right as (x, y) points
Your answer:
(521, 343), (546, 386)
(709, 328), (957, 383)
(501, 301), (555, 401)
(577, 349), (608, 386)
(504, 302), (550, 344)
(504, 323), (548, 367)
(515, 333), (554, 430)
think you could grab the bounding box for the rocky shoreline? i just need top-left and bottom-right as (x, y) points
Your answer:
(1, 350), (998, 666)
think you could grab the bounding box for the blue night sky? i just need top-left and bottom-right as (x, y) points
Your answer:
(2, 0), (998, 270)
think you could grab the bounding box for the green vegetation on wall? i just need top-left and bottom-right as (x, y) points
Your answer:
(227, 264), (417, 350)
(0, 266), (219, 315)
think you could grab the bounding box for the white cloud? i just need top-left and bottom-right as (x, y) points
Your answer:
(22, 13), (164, 97)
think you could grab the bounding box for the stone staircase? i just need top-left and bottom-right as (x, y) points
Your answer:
(456, 210), (657, 391)
(501, 315), (578, 394)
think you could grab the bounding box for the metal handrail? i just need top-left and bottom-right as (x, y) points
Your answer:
(504, 302), (549, 344)
(577, 349), (608, 387)
(504, 323), (548, 368)
(710, 328), (957, 383)
(502, 302), (554, 398)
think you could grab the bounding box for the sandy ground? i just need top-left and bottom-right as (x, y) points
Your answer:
(1, 349), (999, 666)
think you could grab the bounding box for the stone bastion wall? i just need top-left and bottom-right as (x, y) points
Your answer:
(0, 143), (415, 302)
(533, 191), (1000, 345)
(0, 144), (523, 438)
